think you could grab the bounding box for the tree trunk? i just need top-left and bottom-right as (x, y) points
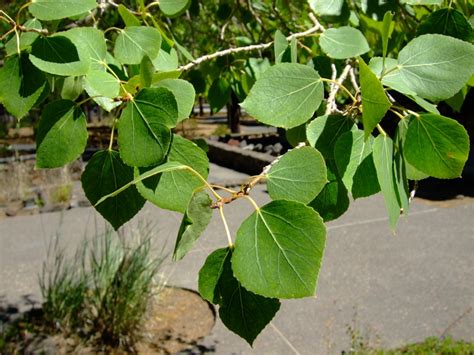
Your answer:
(226, 90), (241, 134)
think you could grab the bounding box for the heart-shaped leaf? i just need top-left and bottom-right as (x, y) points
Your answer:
(232, 200), (326, 299)
(81, 150), (146, 230)
(266, 146), (327, 204)
(241, 63), (324, 129)
(36, 100), (87, 168)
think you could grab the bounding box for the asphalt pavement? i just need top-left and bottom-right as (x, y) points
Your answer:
(1, 164), (473, 354)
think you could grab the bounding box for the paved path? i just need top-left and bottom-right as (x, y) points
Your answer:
(1, 164), (473, 354)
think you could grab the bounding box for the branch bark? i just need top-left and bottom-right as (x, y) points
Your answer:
(178, 15), (325, 72)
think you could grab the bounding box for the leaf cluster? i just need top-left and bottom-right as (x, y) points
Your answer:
(0, 0), (473, 346)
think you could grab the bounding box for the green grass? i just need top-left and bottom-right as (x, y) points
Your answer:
(346, 336), (474, 354)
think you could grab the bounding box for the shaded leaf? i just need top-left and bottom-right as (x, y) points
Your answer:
(118, 88), (177, 167)
(219, 250), (280, 345)
(153, 79), (196, 122)
(36, 100), (87, 168)
(334, 130), (380, 199)
(359, 58), (391, 138)
(0, 55), (48, 119)
(232, 200), (326, 299)
(208, 78), (231, 114)
(81, 150), (146, 230)
(30, 36), (89, 76)
(173, 189), (213, 261)
(373, 135), (402, 230)
(61, 27), (108, 72)
(198, 248), (230, 304)
(136, 135), (209, 213)
(199, 248), (281, 345)
(309, 164), (350, 221)
(417, 8), (472, 41)
(306, 114), (355, 159)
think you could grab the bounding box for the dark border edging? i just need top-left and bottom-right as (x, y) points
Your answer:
(204, 138), (275, 176)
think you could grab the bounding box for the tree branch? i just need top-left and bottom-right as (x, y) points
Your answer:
(179, 16), (325, 72)
(325, 64), (352, 115)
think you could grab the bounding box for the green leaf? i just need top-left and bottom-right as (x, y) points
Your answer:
(274, 30), (288, 64)
(405, 94), (439, 114)
(219, 249), (280, 345)
(306, 114), (355, 159)
(373, 135), (402, 230)
(382, 11), (393, 60)
(319, 27), (370, 59)
(199, 248), (230, 304)
(359, 58), (391, 138)
(94, 161), (189, 207)
(140, 56), (155, 88)
(36, 100), (87, 168)
(153, 79), (196, 122)
(114, 27), (162, 65)
(417, 8), (472, 41)
(81, 150), (146, 230)
(396, 119), (429, 181)
(5, 19), (42, 56)
(0, 55), (48, 119)
(152, 48), (179, 72)
(61, 27), (107, 72)
(309, 164), (350, 221)
(369, 57), (416, 96)
(29, 0), (97, 21)
(232, 200), (326, 299)
(241, 63), (324, 129)
(30, 36), (89, 76)
(334, 130), (380, 199)
(285, 124), (307, 147)
(118, 4), (141, 27)
(136, 134), (209, 213)
(117, 88), (177, 167)
(61, 76), (83, 100)
(404, 114), (470, 179)
(173, 189), (213, 261)
(308, 0), (344, 16)
(83, 70), (121, 112)
(208, 78), (231, 114)
(290, 37), (297, 63)
(159, 0), (191, 17)
(382, 34), (474, 101)
(266, 147), (327, 204)
(199, 248), (280, 345)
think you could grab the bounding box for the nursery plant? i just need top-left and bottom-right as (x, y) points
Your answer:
(1, 0), (473, 345)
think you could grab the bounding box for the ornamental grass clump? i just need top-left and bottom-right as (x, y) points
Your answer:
(39, 224), (166, 349)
